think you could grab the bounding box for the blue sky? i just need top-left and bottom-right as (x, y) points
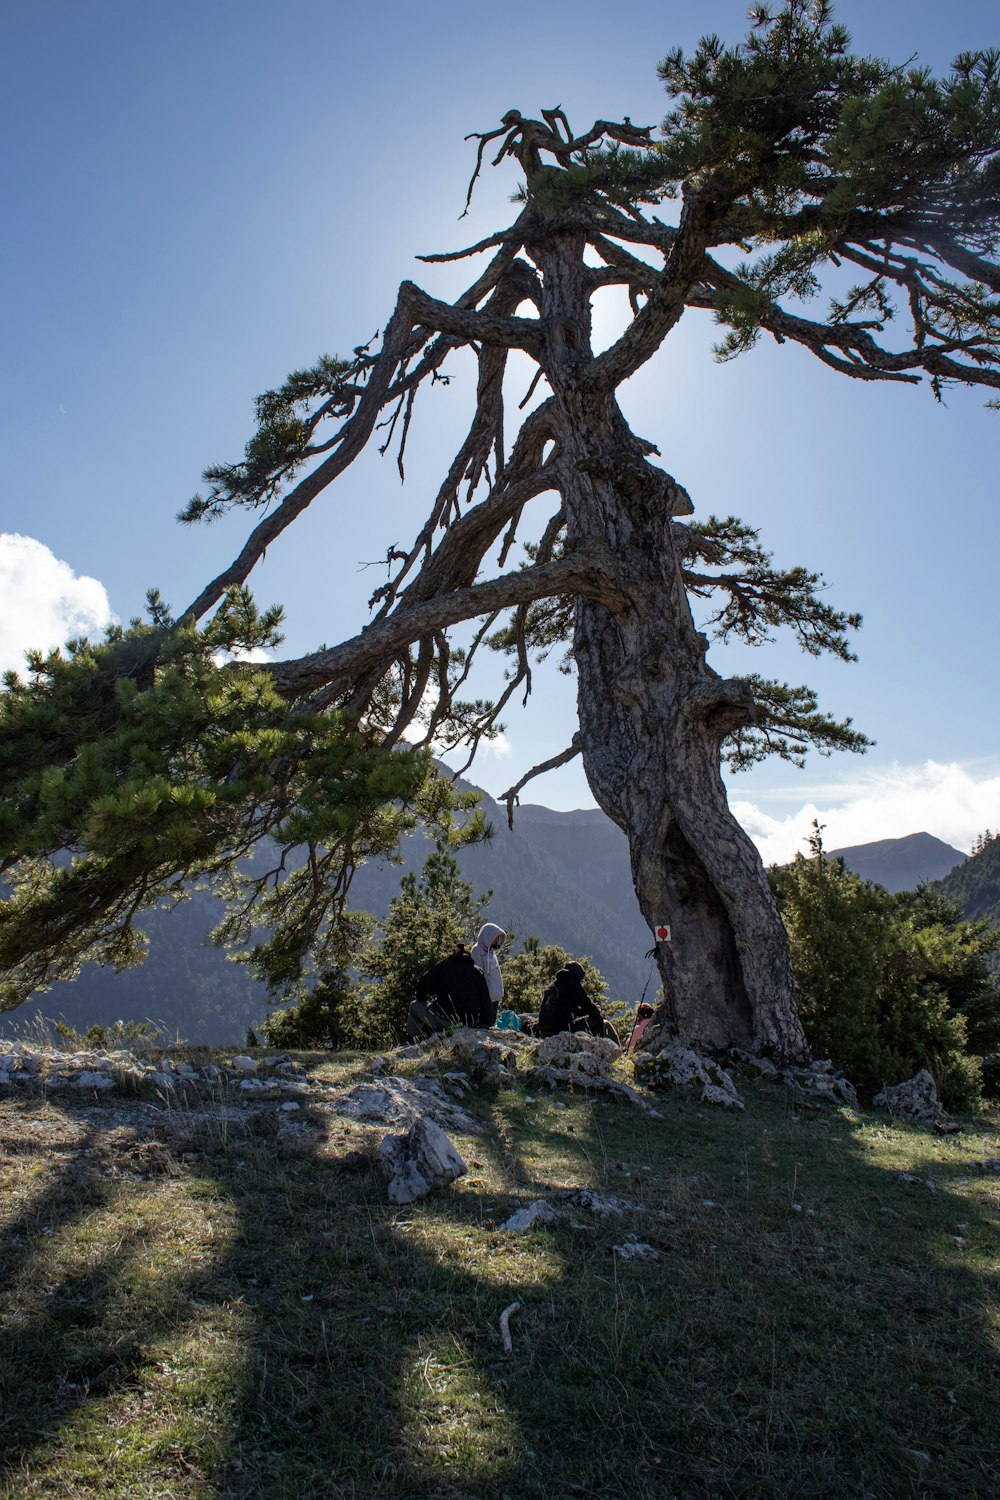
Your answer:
(1, 0), (997, 861)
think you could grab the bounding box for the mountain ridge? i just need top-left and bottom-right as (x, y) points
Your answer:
(0, 798), (983, 1043)
(829, 831), (966, 893)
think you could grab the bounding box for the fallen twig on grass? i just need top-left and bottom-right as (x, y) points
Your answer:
(499, 1301), (521, 1355)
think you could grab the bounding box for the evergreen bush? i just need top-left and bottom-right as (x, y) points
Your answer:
(771, 825), (999, 1108)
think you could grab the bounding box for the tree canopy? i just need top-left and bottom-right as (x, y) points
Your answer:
(1, 2), (998, 1055)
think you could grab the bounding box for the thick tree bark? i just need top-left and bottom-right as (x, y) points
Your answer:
(529, 211), (808, 1062)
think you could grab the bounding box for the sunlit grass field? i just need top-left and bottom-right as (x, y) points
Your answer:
(1, 1051), (997, 1498)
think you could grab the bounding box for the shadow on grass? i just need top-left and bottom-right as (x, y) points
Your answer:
(0, 1080), (998, 1499)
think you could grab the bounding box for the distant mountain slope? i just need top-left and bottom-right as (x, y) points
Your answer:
(0, 782), (655, 1044)
(348, 782), (653, 1000)
(935, 833), (1000, 926)
(830, 832), (965, 893)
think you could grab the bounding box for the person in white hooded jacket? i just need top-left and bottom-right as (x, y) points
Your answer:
(471, 923), (506, 1024)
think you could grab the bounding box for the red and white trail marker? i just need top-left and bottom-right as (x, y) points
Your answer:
(653, 923), (671, 944)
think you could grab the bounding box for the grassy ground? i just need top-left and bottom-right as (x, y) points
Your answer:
(0, 1050), (997, 1500)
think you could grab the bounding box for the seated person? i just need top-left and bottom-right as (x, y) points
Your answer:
(626, 1002), (655, 1052)
(406, 943), (493, 1040)
(537, 961), (617, 1042)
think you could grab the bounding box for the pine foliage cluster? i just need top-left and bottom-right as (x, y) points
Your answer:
(0, 592), (481, 1009)
(771, 825), (1000, 1106)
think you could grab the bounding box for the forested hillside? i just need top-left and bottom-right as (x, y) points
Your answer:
(937, 832), (1000, 950)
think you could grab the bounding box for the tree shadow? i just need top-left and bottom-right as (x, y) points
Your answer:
(0, 1080), (998, 1498)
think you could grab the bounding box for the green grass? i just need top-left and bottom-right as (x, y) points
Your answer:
(0, 1053), (997, 1498)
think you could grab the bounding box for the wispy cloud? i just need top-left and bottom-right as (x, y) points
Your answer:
(732, 759), (1000, 865)
(0, 534), (115, 676)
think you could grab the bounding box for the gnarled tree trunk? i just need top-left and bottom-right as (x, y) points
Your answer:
(531, 214), (808, 1063)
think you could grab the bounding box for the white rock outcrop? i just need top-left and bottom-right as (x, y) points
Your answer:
(635, 1043), (744, 1110)
(380, 1116), (468, 1204)
(327, 1076), (484, 1134)
(873, 1069), (944, 1123)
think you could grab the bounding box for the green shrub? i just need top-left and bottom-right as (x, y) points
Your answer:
(53, 1017), (163, 1050)
(771, 824), (998, 1109)
(259, 967), (368, 1050)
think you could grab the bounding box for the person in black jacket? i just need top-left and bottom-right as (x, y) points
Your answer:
(536, 961), (611, 1039)
(406, 944), (493, 1039)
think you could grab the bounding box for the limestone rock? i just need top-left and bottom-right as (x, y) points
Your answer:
(499, 1199), (561, 1232)
(558, 1188), (643, 1216)
(527, 1032), (660, 1115)
(730, 1049), (781, 1080)
(700, 1082), (744, 1111)
(231, 1055), (258, 1075)
(445, 1035), (518, 1087)
(782, 1060), (858, 1107)
(635, 1043), (743, 1110)
(537, 1033), (621, 1067)
(832, 1076), (860, 1108)
(873, 1069), (944, 1123)
(73, 1071), (114, 1090)
(327, 1076), (484, 1134)
(895, 1172), (938, 1195)
(380, 1116), (467, 1204)
(612, 1240), (661, 1261)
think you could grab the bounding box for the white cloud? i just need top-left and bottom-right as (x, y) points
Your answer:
(212, 646), (272, 666)
(732, 758), (1000, 865)
(478, 730), (512, 759)
(0, 534), (115, 676)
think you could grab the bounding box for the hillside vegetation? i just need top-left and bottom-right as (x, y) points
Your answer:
(1, 1048), (998, 1499)
(938, 833), (1000, 946)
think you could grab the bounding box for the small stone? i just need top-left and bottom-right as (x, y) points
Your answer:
(240, 1078), (265, 1093)
(499, 1200), (560, 1233)
(612, 1240), (661, 1262)
(72, 1071), (114, 1090)
(559, 1188), (643, 1217)
(231, 1055), (257, 1074)
(280, 1102), (301, 1113)
(895, 1172), (937, 1195)
(700, 1082), (744, 1110)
